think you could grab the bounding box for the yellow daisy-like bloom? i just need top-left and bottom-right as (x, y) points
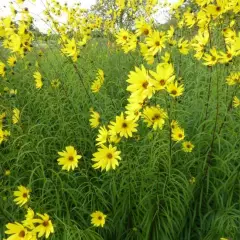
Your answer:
(110, 112), (138, 138)
(22, 208), (35, 230)
(167, 82), (184, 98)
(146, 30), (167, 55)
(233, 96), (240, 108)
(33, 71), (43, 89)
(127, 65), (154, 102)
(7, 55), (17, 67)
(0, 61), (6, 77)
(57, 146), (82, 171)
(96, 126), (108, 146)
(203, 48), (219, 66)
(5, 222), (31, 240)
(61, 38), (79, 62)
(226, 72), (240, 86)
(178, 38), (190, 55)
(13, 185), (30, 207)
(89, 110), (100, 128)
(12, 108), (20, 124)
(116, 29), (131, 46)
(91, 69), (104, 93)
(135, 18), (152, 36)
(32, 213), (54, 239)
(92, 144), (121, 171)
(171, 127), (185, 142)
(171, 120), (179, 130)
(142, 105), (168, 130)
(182, 141), (195, 152)
(150, 63), (175, 90)
(90, 211), (107, 227)
(51, 79), (60, 88)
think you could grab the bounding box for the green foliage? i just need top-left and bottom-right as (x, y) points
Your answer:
(1, 36), (240, 240)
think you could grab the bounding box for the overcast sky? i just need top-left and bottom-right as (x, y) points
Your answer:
(0, 0), (177, 32)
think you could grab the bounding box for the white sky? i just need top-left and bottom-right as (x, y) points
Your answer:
(0, 0), (177, 33)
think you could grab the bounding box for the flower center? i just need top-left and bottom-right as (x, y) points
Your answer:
(19, 231), (25, 237)
(68, 156), (74, 161)
(107, 153), (113, 159)
(178, 134), (183, 138)
(211, 56), (216, 61)
(98, 216), (102, 220)
(143, 29), (149, 35)
(159, 79), (165, 86)
(43, 220), (49, 227)
(216, 6), (221, 12)
(186, 144), (191, 148)
(23, 193), (28, 198)
(171, 90), (177, 95)
(142, 81), (148, 89)
(152, 114), (160, 121)
(155, 41), (160, 46)
(123, 36), (127, 40)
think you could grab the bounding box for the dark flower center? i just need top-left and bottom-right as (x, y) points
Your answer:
(122, 122), (128, 128)
(142, 81), (148, 89)
(155, 41), (160, 46)
(68, 156), (74, 161)
(212, 56), (216, 61)
(171, 90), (177, 95)
(107, 153), (113, 159)
(98, 216), (102, 220)
(178, 134), (183, 138)
(43, 220), (49, 227)
(152, 114), (160, 121)
(23, 193), (28, 198)
(143, 29), (149, 35)
(160, 79), (165, 85)
(19, 230), (25, 237)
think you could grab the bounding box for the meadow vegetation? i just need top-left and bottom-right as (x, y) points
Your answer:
(0, 0), (240, 239)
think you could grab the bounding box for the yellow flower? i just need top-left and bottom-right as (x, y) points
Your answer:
(7, 55), (17, 67)
(92, 144), (121, 171)
(61, 38), (79, 62)
(33, 71), (43, 89)
(233, 96), (240, 108)
(110, 112), (138, 138)
(171, 127), (185, 142)
(0, 62), (6, 77)
(12, 108), (20, 124)
(96, 126), (108, 146)
(5, 222), (31, 240)
(178, 38), (189, 55)
(127, 65), (154, 102)
(182, 141), (195, 152)
(32, 213), (54, 239)
(150, 63), (175, 90)
(135, 18), (152, 36)
(226, 72), (240, 86)
(57, 146), (82, 171)
(91, 69), (104, 93)
(203, 48), (219, 66)
(89, 110), (100, 128)
(167, 82), (184, 97)
(142, 105), (168, 130)
(22, 208), (35, 230)
(13, 185), (30, 207)
(146, 30), (167, 55)
(90, 211), (107, 227)
(51, 79), (60, 88)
